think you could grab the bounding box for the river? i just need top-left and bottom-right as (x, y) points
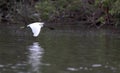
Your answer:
(0, 27), (120, 73)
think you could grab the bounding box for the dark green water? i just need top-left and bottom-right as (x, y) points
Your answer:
(0, 29), (120, 73)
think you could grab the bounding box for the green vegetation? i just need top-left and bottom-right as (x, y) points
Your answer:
(35, 0), (120, 27)
(0, 0), (120, 28)
(35, 0), (82, 22)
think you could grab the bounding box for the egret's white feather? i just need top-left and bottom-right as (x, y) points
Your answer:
(27, 22), (44, 37)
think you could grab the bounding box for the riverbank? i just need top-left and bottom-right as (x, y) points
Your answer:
(0, 21), (120, 38)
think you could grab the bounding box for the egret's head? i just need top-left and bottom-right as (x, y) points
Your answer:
(39, 22), (44, 27)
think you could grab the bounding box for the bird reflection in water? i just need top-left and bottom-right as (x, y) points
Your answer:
(28, 42), (44, 73)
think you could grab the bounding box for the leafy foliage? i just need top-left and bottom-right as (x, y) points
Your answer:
(0, 0), (120, 27)
(35, 0), (120, 27)
(35, 0), (82, 21)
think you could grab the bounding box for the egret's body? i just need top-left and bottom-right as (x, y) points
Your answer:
(27, 22), (44, 37)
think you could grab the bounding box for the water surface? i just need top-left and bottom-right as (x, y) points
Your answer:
(0, 29), (120, 73)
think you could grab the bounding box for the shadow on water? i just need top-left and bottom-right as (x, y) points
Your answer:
(0, 26), (120, 73)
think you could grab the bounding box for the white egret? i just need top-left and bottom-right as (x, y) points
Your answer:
(27, 22), (44, 37)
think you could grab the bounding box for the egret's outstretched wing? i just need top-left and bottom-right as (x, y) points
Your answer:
(27, 22), (44, 37)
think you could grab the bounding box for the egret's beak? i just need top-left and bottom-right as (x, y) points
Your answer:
(20, 26), (25, 29)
